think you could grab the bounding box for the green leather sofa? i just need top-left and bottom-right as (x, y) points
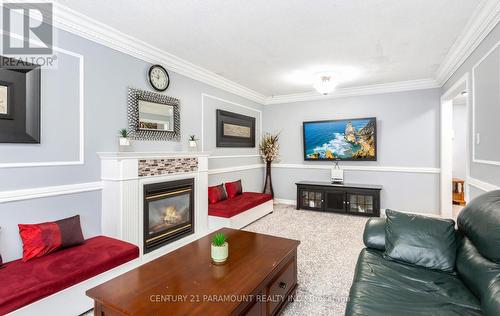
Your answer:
(346, 190), (500, 316)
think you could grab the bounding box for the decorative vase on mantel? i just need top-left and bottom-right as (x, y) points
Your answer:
(259, 133), (279, 198)
(188, 135), (198, 152)
(118, 128), (131, 151)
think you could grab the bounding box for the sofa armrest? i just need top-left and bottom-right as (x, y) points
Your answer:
(363, 218), (386, 251)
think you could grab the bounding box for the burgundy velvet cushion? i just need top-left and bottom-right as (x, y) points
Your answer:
(225, 180), (243, 198)
(208, 184), (227, 204)
(18, 215), (84, 262)
(208, 192), (273, 218)
(0, 236), (139, 315)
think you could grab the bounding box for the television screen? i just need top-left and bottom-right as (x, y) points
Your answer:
(303, 117), (377, 161)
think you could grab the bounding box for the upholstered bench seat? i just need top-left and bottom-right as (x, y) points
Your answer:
(208, 192), (273, 229)
(0, 236), (139, 315)
(208, 192), (272, 217)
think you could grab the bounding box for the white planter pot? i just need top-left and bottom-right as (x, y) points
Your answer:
(211, 242), (228, 263)
(119, 137), (130, 146)
(189, 140), (197, 148)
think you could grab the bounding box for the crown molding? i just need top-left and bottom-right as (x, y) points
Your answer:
(263, 78), (439, 105)
(19, 1), (500, 105)
(43, 2), (267, 104)
(435, 0), (500, 86)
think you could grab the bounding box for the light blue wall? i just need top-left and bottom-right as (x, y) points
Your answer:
(0, 26), (263, 260)
(263, 89), (441, 213)
(443, 21), (500, 196)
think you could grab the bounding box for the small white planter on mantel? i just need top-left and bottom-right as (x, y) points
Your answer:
(211, 242), (229, 264)
(119, 137), (131, 146)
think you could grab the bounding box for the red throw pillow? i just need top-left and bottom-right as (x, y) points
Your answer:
(18, 215), (84, 262)
(208, 184), (227, 204)
(225, 180), (243, 198)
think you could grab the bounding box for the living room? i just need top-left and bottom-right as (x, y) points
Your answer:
(0, 1), (499, 315)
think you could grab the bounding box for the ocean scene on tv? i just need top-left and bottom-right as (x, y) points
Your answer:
(303, 118), (376, 160)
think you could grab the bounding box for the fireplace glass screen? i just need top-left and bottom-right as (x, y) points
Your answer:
(148, 191), (191, 234)
(143, 178), (194, 253)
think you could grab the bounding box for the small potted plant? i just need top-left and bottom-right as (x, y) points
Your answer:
(211, 232), (228, 264)
(118, 128), (130, 146)
(188, 135), (198, 151)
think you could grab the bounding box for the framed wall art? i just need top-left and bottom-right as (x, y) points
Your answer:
(216, 109), (256, 147)
(0, 56), (41, 143)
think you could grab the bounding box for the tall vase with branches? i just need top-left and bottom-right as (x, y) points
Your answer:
(259, 133), (279, 197)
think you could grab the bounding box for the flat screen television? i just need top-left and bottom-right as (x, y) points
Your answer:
(303, 117), (377, 161)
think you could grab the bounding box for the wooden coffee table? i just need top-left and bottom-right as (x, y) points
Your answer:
(87, 228), (300, 315)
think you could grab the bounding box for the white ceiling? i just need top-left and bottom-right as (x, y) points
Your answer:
(56, 0), (481, 96)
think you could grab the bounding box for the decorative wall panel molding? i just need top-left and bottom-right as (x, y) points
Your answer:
(467, 177), (500, 192)
(208, 164), (264, 175)
(272, 163), (440, 174)
(471, 39), (500, 166)
(0, 40), (84, 169)
(0, 181), (102, 203)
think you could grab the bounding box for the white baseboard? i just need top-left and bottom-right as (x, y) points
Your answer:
(273, 198), (296, 206)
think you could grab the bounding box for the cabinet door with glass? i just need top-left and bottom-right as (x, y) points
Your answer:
(299, 189), (324, 210)
(324, 190), (346, 212)
(346, 190), (379, 216)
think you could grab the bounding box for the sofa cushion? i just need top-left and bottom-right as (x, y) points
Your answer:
(456, 235), (500, 300)
(458, 190), (500, 263)
(208, 184), (227, 204)
(225, 180), (242, 198)
(208, 192), (272, 218)
(384, 209), (457, 272)
(0, 235), (139, 315)
(346, 249), (482, 316)
(18, 215), (84, 262)
(363, 217), (385, 251)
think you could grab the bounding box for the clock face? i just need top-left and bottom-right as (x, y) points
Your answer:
(148, 65), (170, 91)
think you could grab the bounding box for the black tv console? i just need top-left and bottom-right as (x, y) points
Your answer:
(296, 181), (382, 217)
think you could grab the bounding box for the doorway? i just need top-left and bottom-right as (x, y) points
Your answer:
(440, 74), (470, 218)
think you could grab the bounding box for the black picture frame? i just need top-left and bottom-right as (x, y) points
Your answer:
(0, 57), (41, 143)
(302, 117), (377, 161)
(216, 109), (256, 148)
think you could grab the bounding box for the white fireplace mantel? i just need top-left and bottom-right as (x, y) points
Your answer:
(98, 152), (209, 257)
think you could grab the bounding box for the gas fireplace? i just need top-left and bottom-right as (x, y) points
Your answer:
(143, 178), (195, 253)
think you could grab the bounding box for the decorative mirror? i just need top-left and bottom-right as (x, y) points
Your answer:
(127, 88), (180, 141)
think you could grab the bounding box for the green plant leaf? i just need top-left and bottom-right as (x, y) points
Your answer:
(212, 232), (226, 246)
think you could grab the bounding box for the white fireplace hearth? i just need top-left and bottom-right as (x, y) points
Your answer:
(98, 152), (209, 257)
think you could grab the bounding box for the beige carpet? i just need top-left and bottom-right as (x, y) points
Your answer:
(243, 204), (368, 316)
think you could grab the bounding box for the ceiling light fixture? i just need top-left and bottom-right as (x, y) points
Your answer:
(313, 74), (337, 95)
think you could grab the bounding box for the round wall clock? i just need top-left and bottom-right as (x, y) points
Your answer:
(148, 64), (170, 91)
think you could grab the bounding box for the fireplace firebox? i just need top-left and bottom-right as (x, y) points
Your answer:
(143, 178), (195, 253)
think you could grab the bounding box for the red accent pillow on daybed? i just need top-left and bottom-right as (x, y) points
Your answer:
(225, 180), (243, 198)
(208, 184), (227, 204)
(18, 215), (84, 262)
